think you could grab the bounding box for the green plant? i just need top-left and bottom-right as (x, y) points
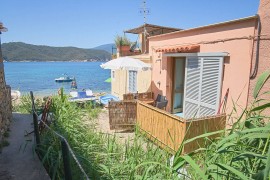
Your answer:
(114, 34), (131, 46)
(3, 131), (9, 138)
(12, 94), (43, 113)
(0, 140), (10, 151)
(37, 93), (176, 179)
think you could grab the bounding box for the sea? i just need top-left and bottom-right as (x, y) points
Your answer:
(4, 62), (111, 97)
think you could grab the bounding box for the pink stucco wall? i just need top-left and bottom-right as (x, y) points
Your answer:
(248, 0), (270, 115)
(149, 18), (257, 118)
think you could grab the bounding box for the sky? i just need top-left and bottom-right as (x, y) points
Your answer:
(0, 0), (260, 48)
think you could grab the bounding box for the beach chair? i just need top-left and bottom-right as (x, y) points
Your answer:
(155, 94), (168, 110)
(86, 89), (93, 96)
(70, 91), (78, 97)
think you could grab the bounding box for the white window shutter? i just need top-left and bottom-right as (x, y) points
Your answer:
(183, 57), (223, 119)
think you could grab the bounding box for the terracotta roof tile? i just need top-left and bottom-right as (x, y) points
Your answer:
(156, 45), (200, 53)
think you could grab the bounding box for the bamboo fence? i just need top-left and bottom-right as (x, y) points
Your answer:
(137, 101), (186, 152)
(108, 100), (137, 130)
(184, 114), (226, 153)
(109, 100), (226, 153)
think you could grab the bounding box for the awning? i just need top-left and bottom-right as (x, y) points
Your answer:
(155, 45), (200, 53)
(124, 23), (181, 35)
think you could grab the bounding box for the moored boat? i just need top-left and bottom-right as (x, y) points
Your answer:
(55, 74), (74, 82)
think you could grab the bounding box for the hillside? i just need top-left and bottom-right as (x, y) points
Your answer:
(2, 42), (111, 62)
(93, 43), (116, 54)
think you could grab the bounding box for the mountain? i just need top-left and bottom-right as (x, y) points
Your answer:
(2, 42), (111, 62)
(93, 43), (116, 54)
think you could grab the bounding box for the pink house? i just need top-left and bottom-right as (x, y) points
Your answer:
(148, 0), (270, 121)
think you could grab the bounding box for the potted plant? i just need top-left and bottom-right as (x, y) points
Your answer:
(114, 35), (131, 55)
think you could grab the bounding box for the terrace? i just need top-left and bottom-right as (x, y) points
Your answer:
(108, 92), (226, 153)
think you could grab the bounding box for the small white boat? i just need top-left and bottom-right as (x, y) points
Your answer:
(55, 74), (74, 82)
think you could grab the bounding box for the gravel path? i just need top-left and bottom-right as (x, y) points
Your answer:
(0, 113), (50, 180)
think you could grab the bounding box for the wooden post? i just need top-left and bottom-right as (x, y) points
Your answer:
(33, 112), (40, 146)
(30, 91), (36, 112)
(61, 139), (72, 180)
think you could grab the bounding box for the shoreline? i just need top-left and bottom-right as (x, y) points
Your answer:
(19, 89), (110, 99)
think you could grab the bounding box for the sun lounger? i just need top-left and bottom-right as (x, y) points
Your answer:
(86, 89), (93, 96)
(70, 91), (78, 98)
(69, 91), (97, 102)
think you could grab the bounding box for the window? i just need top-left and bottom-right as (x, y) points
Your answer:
(128, 70), (137, 93)
(183, 57), (224, 119)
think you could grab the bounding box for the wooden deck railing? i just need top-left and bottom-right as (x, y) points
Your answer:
(137, 101), (186, 152)
(109, 100), (226, 153)
(184, 114), (226, 153)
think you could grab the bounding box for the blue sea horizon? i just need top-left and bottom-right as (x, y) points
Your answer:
(4, 61), (111, 97)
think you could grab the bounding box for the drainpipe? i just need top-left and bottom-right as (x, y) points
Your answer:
(250, 14), (261, 79)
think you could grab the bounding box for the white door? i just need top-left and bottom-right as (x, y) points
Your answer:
(183, 57), (223, 119)
(128, 70), (137, 93)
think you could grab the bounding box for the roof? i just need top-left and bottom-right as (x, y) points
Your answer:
(124, 23), (181, 35)
(149, 15), (258, 39)
(156, 45), (200, 53)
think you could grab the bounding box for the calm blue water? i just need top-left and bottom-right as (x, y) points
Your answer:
(4, 62), (111, 96)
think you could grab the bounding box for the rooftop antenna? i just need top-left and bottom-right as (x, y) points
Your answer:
(139, 0), (150, 54)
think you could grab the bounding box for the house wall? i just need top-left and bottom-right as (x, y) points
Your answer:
(111, 69), (127, 100)
(248, 0), (270, 115)
(111, 66), (152, 100)
(149, 18), (257, 120)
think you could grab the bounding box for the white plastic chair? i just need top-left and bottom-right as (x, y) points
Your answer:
(70, 91), (78, 98)
(86, 89), (93, 96)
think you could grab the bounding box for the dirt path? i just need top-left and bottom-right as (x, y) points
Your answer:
(0, 113), (50, 180)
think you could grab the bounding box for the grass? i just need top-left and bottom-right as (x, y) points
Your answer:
(37, 95), (176, 179)
(12, 94), (43, 114)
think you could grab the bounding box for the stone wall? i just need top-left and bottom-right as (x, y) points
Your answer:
(248, 0), (270, 115)
(0, 37), (12, 140)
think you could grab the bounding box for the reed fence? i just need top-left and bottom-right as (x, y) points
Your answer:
(137, 101), (186, 152)
(184, 114), (226, 153)
(108, 100), (137, 130)
(109, 100), (226, 153)
(137, 102), (226, 152)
